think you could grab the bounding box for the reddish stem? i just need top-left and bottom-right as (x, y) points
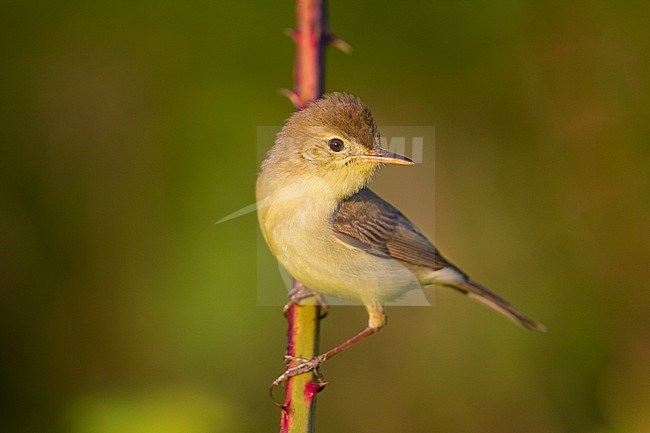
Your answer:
(292, 0), (330, 109)
(280, 1), (338, 431)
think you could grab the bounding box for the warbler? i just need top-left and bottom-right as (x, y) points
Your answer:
(257, 92), (545, 377)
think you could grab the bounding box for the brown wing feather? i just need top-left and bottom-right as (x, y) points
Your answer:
(332, 188), (453, 271)
(332, 189), (546, 331)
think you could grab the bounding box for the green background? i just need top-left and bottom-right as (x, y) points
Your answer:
(2, 1), (649, 432)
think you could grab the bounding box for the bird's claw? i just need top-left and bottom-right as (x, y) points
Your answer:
(271, 355), (327, 388)
(269, 356), (328, 406)
(283, 283), (329, 319)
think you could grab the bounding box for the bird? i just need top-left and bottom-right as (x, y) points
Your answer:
(256, 92), (545, 381)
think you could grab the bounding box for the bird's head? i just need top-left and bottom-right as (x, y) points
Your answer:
(262, 92), (413, 200)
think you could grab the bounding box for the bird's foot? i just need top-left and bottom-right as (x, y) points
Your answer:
(271, 355), (328, 389)
(284, 283), (329, 319)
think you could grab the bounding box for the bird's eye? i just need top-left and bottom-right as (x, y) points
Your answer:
(328, 138), (345, 152)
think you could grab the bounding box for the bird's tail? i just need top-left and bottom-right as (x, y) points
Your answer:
(449, 279), (546, 332)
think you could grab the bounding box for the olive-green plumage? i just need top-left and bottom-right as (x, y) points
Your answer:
(257, 93), (545, 342)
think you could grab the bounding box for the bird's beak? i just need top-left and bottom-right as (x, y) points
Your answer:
(353, 149), (414, 166)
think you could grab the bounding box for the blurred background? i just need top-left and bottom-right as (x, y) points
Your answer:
(1, 1), (649, 432)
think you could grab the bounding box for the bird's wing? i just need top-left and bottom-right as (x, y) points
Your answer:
(332, 188), (453, 271)
(332, 189), (546, 331)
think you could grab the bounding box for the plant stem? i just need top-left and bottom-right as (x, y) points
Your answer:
(288, 0), (328, 108)
(280, 1), (339, 432)
(280, 281), (322, 433)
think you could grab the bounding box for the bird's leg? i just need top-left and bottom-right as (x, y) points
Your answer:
(284, 280), (329, 319)
(273, 302), (386, 387)
(313, 301), (386, 361)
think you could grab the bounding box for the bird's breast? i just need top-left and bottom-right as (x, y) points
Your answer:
(257, 186), (421, 302)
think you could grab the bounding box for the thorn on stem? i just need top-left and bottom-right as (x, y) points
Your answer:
(283, 28), (297, 41)
(325, 32), (352, 53)
(331, 37), (352, 54)
(278, 88), (303, 109)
